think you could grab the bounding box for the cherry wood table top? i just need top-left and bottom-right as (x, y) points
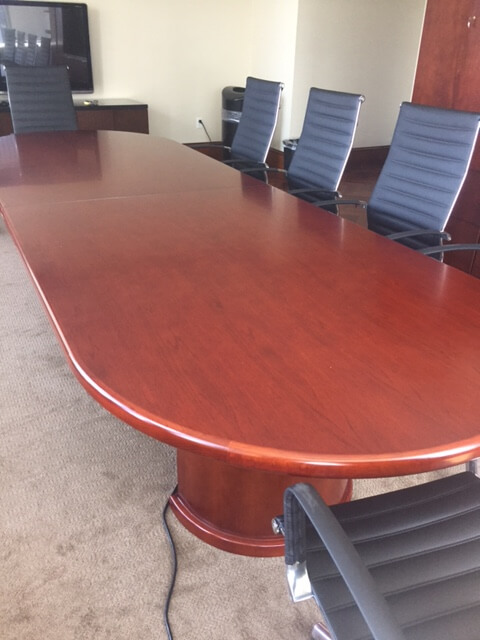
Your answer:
(2, 130), (480, 479)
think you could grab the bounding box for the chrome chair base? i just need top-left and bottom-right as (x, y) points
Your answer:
(311, 622), (332, 640)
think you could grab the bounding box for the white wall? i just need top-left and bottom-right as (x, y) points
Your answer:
(247, 1), (299, 147)
(291, 0), (427, 147)
(81, 0), (425, 147)
(85, 0), (298, 146)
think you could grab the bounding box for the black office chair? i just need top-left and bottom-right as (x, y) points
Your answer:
(319, 102), (480, 257)
(192, 76), (283, 171)
(5, 64), (77, 134)
(275, 467), (480, 640)
(245, 87), (364, 211)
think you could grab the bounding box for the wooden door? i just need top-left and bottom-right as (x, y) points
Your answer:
(453, 1), (480, 113)
(412, 0), (472, 108)
(413, 0), (480, 275)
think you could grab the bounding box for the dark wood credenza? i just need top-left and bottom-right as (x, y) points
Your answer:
(0, 98), (149, 136)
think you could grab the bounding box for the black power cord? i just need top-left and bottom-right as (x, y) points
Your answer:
(162, 487), (178, 640)
(197, 119), (212, 142)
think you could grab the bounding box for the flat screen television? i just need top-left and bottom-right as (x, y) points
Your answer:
(0, 0), (93, 93)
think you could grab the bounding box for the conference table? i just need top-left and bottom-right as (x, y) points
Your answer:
(1, 130), (480, 557)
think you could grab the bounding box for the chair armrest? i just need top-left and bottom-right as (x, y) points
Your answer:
(289, 187), (340, 202)
(241, 165), (282, 174)
(284, 483), (407, 640)
(188, 142), (230, 151)
(226, 160), (268, 170)
(288, 186), (336, 196)
(310, 198), (367, 208)
(387, 229), (451, 242)
(419, 243), (480, 256)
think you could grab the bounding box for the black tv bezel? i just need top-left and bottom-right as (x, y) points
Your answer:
(0, 0), (94, 93)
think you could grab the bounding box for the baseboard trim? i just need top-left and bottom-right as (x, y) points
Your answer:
(344, 146), (389, 170)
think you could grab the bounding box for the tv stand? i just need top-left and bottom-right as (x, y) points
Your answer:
(0, 98), (149, 135)
(75, 99), (99, 107)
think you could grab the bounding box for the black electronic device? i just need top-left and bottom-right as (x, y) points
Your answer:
(0, 1), (93, 93)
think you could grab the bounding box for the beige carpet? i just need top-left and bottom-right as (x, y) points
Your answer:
(0, 218), (453, 640)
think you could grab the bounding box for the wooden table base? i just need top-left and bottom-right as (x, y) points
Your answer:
(169, 449), (352, 556)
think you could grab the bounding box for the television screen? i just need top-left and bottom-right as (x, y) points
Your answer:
(0, 0), (93, 93)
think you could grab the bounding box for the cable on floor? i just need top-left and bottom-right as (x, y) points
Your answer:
(162, 486), (178, 640)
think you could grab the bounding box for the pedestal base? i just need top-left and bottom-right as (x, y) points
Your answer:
(169, 450), (352, 556)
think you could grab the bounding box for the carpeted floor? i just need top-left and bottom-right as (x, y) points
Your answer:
(0, 217), (454, 640)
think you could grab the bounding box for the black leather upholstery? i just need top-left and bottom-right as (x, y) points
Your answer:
(228, 76), (283, 166)
(367, 102), (480, 251)
(191, 76), (283, 173)
(243, 87), (364, 208)
(287, 88), (364, 200)
(283, 472), (480, 640)
(5, 64), (77, 134)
